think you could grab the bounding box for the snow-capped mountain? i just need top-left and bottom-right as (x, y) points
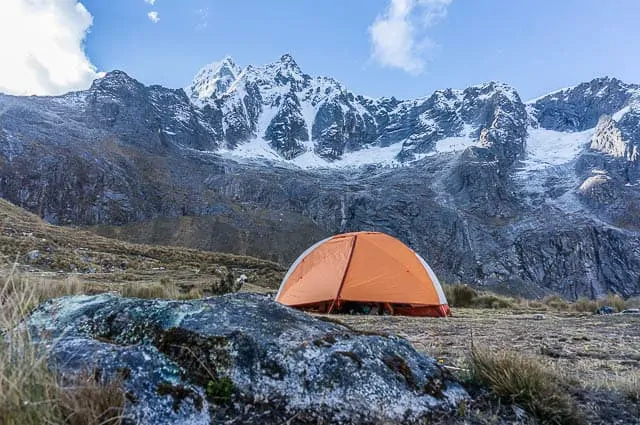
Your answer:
(180, 54), (528, 167)
(1, 55), (640, 300)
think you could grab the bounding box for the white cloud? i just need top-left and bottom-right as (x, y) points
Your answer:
(0, 0), (100, 96)
(144, 0), (156, 4)
(147, 11), (160, 23)
(369, 0), (452, 74)
(195, 8), (208, 30)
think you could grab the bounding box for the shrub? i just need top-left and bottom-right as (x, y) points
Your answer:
(600, 294), (627, 312)
(543, 295), (570, 311)
(474, 294), (513, 309)
(206, 377), (235, 404)
(179, 288), (203, 300)
(443, 284), (478, 308)
(443, 284), (514, 309)
(467, 347), (584, 425)
(573, 297), (597, 313)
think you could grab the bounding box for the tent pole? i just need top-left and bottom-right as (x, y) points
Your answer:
(327, 234), (358, 314)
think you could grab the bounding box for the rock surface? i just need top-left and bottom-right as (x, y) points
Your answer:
(26, 293), (467, 424)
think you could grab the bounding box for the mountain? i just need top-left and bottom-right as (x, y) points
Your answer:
(1, 55), (639, 300)
(181, 54), (527, 166)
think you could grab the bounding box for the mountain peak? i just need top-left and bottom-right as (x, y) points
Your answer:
(187, 57), (243, 102)
(279, 53), (296, 64)
(221, 55), (237, 67)
(90, 70), (141, 92)
(264, 53), (307, 85)
(463, 81), (520, 103)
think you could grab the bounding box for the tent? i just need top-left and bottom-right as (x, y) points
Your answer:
(275, 231), (450, 317)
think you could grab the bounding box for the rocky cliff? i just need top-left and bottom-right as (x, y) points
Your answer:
(1, 56), (639, 299)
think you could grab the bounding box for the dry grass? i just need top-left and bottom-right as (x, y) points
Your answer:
(0, 270), (127, 425)
(444, 283), (635, 313)
(620, 375), (640, 403)
(468, 347), (585, 425)
(595, 374), (640, 404)
(336, 307), (640, 409)
(0, 266), (87, 319)
(58, 371), (126, 425)
(119, 280), (203, 300)
(572, 294), (629, 313)
(0, 198), (285, 292)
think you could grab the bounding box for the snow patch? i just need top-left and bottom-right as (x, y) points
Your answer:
(579, 174), (611, 192)
(294, 144), (404, 169)
(218, 138), (281, 161)
(300, 101), (316, 144)
(519, 127), (594, 171)
(51, 92), (88, 107)
(613, 106), (630, 122)
(254, 103), (278, 140)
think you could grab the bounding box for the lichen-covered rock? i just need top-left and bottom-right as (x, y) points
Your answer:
(26, 293), (468, 425)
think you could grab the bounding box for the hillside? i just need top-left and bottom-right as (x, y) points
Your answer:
(0, 198), (284, 292)
(1, 55), (640, 299)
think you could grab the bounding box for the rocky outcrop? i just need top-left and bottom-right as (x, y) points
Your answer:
(26, 293), (467, 424)
(590, 115), (639, 161)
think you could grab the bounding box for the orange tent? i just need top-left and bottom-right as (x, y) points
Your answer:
(276, 231), (450, 317)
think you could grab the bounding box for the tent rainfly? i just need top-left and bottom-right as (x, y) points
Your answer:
(275, 231), (450, 317)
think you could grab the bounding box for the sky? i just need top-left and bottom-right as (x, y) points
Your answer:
(0, 0), (638, 100)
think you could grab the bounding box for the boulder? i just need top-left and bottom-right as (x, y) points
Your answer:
(25, 293), (468, 425)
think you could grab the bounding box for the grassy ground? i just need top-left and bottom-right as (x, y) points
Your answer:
(0, 198), (285, 295)
(335, 309), (640, 390)
(334, 308), (640, 424)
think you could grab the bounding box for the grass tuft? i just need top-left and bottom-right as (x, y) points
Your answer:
(58, 371), (126, 425)
(467, 347), (585, 425)
(1, 269), (127, 425)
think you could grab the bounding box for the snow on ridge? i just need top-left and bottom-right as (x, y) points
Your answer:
(525, 86), (576, 104)
(50, 91), (89, 107)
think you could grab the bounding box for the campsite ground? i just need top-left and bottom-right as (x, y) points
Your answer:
(335, 309), (640, 424)
(336, 309), (640, 390)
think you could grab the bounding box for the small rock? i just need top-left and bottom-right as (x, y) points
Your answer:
(25, 249), (40, 261)
(597, 306), (615, 315)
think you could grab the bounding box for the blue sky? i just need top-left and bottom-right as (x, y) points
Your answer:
(1, 0), (638, 99)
